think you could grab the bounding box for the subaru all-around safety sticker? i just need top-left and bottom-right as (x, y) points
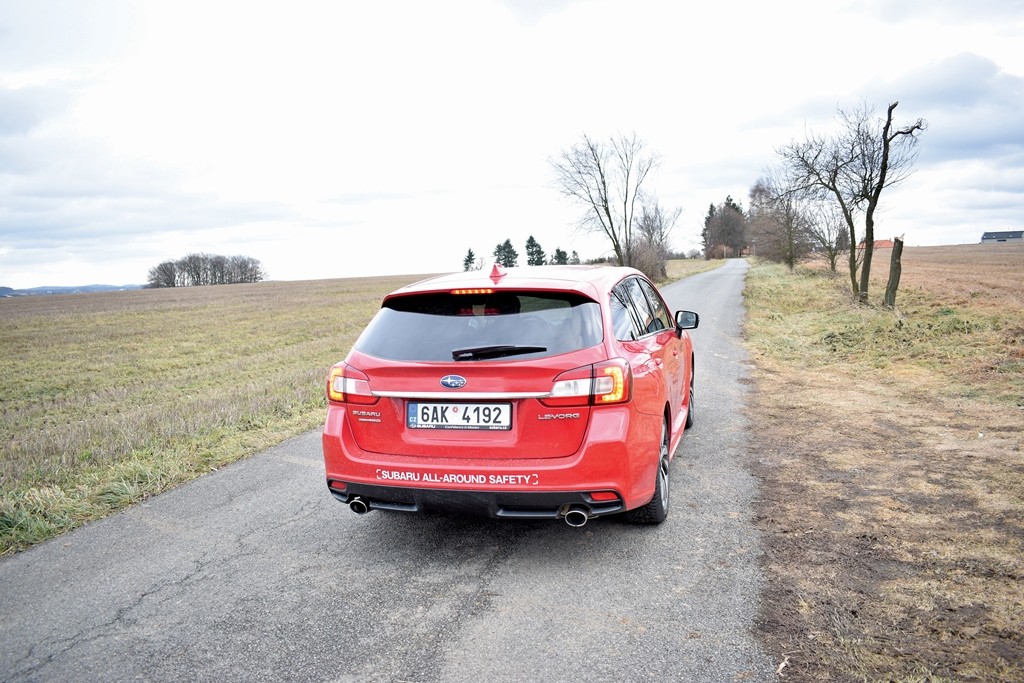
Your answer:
(375, 469), (539, 486)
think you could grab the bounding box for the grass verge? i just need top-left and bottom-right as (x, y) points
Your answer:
(744, 245), (1023, 681)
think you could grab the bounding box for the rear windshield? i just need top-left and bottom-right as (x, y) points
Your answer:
(355, 291), (603, 362)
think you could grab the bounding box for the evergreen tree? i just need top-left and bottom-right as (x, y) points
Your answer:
(525, 235), (546, 265)
(551, 247), (569, 265)
(702, 196), (747, 259)
(492, 239), (519, 267)
(462, 248), (476, 271)
(569, 250), (581, 265)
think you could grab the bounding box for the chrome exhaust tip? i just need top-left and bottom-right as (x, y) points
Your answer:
(564, 507), (590, 528)
(348, 496), (370, 515)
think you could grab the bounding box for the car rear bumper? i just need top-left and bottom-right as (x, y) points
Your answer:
(321, 404), (663, 516)
(326, 480), (625, 519)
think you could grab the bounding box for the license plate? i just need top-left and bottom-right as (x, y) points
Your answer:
(407, 402), (512, 431)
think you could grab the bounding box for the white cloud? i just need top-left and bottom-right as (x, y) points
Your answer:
(0, 0), (1022, 288)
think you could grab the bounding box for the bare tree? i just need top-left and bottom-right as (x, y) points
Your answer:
(179, 253), (207, 287)
(146, 260), (178, 288)
(779, 126), (862, 292)
(633, 195), (680, 280)
(779, 101), (925, 301)
(209, 254), (228, 285)
(227, 255), (265, 284)
(849, 102), (926, 303)
(551, 133), (658, 267)
(748, 176), (814, 270)
(808, 201), (851, 273)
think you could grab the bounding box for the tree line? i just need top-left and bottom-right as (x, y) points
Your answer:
(146, 253), (265, 288)
(462, 237), (582, 272)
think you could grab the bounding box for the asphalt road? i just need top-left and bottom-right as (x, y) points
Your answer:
(0, 259), (776, 682)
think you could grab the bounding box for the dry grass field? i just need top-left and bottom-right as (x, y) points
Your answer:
(745, 244), (1023, 681)
(0, 275), (423, 553)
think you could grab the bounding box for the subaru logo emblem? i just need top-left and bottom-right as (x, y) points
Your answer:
(440, 375), (467, 389)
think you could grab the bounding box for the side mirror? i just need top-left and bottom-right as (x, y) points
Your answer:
(675, 310), (699, 331)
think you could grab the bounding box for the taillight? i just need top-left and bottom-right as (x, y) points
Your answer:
(593, 359), (631, 404)
(545, 366), (594, 407)
(326, 363), (378, 405)
(542, 359), (632, 407)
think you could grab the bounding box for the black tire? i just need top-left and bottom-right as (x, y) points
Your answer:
(684, 366), (695, 429)
(626, 418), (670, 525)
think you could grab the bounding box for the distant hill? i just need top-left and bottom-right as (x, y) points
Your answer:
(0, 284), (144, 297)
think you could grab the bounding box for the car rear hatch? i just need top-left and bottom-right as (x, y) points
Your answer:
(347, 355), (602, 459)
(337, 289), (608, 460)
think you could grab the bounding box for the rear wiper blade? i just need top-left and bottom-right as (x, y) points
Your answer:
(452, 345), (547, 361)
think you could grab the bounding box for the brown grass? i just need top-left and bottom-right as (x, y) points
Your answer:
(664, 258), (725, 281)
(0, 275), (424, 553)
(746, 244), (1024, 681)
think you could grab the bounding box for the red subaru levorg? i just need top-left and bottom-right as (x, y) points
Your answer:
(322, 264), (698, 526)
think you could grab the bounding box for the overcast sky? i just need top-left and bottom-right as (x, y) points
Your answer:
(1, 0), (1022, 288)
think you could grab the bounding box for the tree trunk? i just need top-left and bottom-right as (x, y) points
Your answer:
(859, 215), (874, 303)
(883, 235), (904, 308)
(842, 202), (858, 295)
(847, 232), (858, 294)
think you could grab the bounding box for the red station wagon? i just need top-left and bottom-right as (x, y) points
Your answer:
(322, 264), (698, 526)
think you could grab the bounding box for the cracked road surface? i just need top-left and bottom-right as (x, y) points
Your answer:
(0, 260), (775, 682)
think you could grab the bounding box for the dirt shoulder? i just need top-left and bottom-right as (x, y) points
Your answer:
(744, 246), (1024, 681)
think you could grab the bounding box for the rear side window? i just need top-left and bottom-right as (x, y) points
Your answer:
(610, 286), (640, 341)
(610, 276), (672, 341)
(355, 291), (603, 361)
(637, 278), (673, 334)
